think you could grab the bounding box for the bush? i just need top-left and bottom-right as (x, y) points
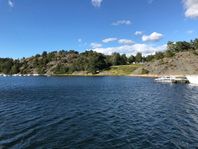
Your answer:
(141, 68), (149, 74)
(165, 50), (175, 58)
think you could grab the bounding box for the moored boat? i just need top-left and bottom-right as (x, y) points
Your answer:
(155, 76), (175, 83)
(155, 76), (189, 84)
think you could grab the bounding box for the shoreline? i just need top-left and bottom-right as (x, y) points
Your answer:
(129, 74), (159, 78)
(51, 74), (188, 78)
(52, 73), (160, 78)
(0, 73), (193, 78)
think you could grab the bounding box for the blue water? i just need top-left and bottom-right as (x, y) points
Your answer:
(0, 77), (198, 149)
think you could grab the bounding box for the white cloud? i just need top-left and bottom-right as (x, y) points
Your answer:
(102, 38), (117, 43)
(90, 42), (102, 48)
(118, 39), (134, 45)
(92, 44), (167, 56)
(91, 0), (103, 8)
(134, 31), (143, 36)
(183, 0), (198, 18)
(8, 0), (14, 8)
(112, 20), (131, 26)
(142, 32), (163, 42)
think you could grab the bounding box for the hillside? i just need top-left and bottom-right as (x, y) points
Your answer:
(0, 38), (198, 76)
(0, 50), (139, 75)
(133, 50), (198, 76)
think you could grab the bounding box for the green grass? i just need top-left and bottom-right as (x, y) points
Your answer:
(52, 64), (142, 76)
(105, 64), (142, 76)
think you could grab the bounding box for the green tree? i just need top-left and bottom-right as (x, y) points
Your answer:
(87, 52), (108, 73)
(11, 65), (19, 74)
(42, 51), (47, 57)
(120, 54), (127, 65)
(145, 55), (155, 62)
(155, 52), (164, 60)
(2, 59), (13, 74)
(192, 38), (198, 50)
(109, 53), (127, 65)
(174, 41), (191, 52)
(135, 52), (142, 63)
(128, 55), (135, 63)
(164, 50), (175, 58)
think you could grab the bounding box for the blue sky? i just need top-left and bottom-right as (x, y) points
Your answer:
(0, 0), (198, 58)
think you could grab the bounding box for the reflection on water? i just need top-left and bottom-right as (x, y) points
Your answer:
(0, 76), (198, 148)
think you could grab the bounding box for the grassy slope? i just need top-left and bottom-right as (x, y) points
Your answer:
(103, 64), (142, 76)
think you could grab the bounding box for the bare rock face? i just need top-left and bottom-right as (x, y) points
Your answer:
(134, 51), (198, 75)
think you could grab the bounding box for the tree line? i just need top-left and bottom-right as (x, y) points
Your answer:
(0, 38), (197, 74)
(0, 50), (145, 74)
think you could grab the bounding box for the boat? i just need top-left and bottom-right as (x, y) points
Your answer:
(155, 76), (189, 84)
(32, 74), (39, 76)
(155, 76), (175, 83)
(173, 76), (189, 83)
(12, 74), (18, 77)
(186, 75), (198, 85)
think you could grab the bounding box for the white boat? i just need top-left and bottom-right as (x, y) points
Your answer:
(2, 74), (9, 77)
(155, 76), (175, 83)
(12, 74), (18, 77)
(186, 75), (198, 85)
(32, 74), (39, 76)
(155, 76), (189, 83)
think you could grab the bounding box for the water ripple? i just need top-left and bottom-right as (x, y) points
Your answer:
(0, 77), (198, 148)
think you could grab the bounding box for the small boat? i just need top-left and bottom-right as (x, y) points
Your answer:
(186, 75), (198, 85)
(155, 76), (175, 83)
(173, 76), (189, 83)
(155, 76), (189, 84)
(32, 74), (39, 76)
(12, 74), (18, 77)
(3, 74), (9, 77)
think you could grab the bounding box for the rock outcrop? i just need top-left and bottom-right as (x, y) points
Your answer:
(134, 51), (198, 75)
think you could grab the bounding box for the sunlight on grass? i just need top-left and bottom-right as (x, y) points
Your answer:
(105, 64), (142, 75)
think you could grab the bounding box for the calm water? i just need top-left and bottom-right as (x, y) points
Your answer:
(0, 77), (198, 149)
